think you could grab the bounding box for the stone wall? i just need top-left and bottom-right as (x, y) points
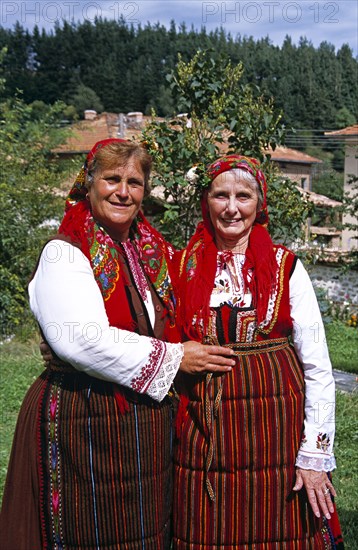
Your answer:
(307, 264), (358, 307)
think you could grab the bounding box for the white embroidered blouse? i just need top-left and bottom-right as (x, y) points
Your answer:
(28, 240), (184, 403)
(211, 253), (336, 473)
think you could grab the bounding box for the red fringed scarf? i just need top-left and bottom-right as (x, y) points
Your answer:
(58, 138), (178, 336)
(175, 154), (278, 341)
(58, 139), (180, 411)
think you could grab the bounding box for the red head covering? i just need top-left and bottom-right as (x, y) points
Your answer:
(65, 138), (129, 207)
(206, 154), (269, 225)
(86, 138), (128, 163)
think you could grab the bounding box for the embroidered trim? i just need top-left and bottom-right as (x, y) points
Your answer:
(295, 452), (336, 472)
(131, 338), (166, 393)
(122, 241), (150, 303)
(209, 247), (291, 342)
(89, 226), (120, 302)
(146, 342), (184, 402)
(258, 247), (285, 332)
(316, 432), (332, 452)
(212, 253), (250, 308)
(48, 383), (63, 546)
(185, 240), (202, 282)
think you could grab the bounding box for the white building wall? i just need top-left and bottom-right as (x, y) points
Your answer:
(342, 141), (358, 250)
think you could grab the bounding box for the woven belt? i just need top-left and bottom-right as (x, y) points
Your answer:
(203, 335), (290, 355)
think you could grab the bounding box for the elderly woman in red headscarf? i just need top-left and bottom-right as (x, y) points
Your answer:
(172, 155), (343, 549)
(0, 139), (234, 550)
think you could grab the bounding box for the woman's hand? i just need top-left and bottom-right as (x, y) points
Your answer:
(180, 341), (235, 375)
(293, 468), (336, 519)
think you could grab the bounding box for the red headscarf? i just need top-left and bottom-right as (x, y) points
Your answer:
(63, 138), (129, 207)
(175, 154), (278, 340)
(206, 154), (269, 225)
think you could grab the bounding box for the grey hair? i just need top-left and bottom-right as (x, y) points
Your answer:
(229, 168), (264, 211)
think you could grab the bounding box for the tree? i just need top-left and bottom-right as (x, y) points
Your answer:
(0, 21), (356, 129)
(0, 82), (70, 335)
(335, 107), (356, 129)
(142, 50), (308, 247)
(69, 83), (104, 117)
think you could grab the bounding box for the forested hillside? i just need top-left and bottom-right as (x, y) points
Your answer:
(1, 19), (357, 130)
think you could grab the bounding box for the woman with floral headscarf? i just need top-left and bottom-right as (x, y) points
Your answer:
(172, 155), (343, 549)
(0, 139), (234, 549)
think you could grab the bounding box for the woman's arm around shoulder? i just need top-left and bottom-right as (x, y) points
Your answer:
(29, 240), (184, 402)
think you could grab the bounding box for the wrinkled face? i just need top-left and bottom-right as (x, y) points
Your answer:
(207, 170), (259, 247)
(88, 158), (145, 241)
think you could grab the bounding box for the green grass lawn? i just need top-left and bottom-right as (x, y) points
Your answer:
(1, 337), (357, 547)
(325, 321), (358, 374)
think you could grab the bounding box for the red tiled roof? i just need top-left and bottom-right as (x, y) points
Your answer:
(217, 142), (322, 164)
(54, 113), (322, 166)
(296, 187), (342, 207)
(54, 113), (146, 154)
(266, 146), (322, 164)
(324, 124), (358, 137)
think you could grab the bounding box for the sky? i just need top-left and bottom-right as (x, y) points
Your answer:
(1, 0), (357, 55)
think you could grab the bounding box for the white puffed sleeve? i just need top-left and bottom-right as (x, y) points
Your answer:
(290, 259), (336, 471)
(28, 240), (183, 402)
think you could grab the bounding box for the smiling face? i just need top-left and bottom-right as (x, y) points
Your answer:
(207, 169), (259, 252)
(88, 158), (145, 242)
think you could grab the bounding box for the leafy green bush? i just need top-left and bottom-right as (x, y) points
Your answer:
(143, 50), (310, 247)
(0, 93), (69, 336)
(0, 267), (26, 336)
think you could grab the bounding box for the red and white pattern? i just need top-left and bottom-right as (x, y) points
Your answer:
(131, 339), (165, 393)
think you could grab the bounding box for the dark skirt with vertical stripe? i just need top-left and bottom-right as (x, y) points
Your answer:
(0, 367), (175, 549)
(173, 339), (334, 549)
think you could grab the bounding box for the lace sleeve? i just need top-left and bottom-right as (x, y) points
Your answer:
(145, 342), (184, 402)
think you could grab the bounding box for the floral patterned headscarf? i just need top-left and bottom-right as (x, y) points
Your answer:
(206, 154), (269, 225)
(64, 138), (128, 208)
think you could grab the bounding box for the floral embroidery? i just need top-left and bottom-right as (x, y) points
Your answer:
(135, 222), (176, 322)
(300, 433), (307, 447)
(122, 241), (149, 303)
(213, 277), (231, 294)
(183, 241), (202, 282)
(316, 432), (331, 452)
(186, 253), (198, 281)
(83, 217), (120, 301)
(212, 254), (249, 309)
(137, 224), (165, 275)
(131, 339), (165, 393)
(91, 243), (120, 300)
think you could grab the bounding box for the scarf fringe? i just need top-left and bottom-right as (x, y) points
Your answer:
(175, 394), (190, 438)
(242, 224), (278, 324)
(113, 387), (130, 415)
(176, 221), (278, 340)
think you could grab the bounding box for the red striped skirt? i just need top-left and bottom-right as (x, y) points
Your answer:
(173, 338), (333, 549)
(1, 367), (175, 549)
